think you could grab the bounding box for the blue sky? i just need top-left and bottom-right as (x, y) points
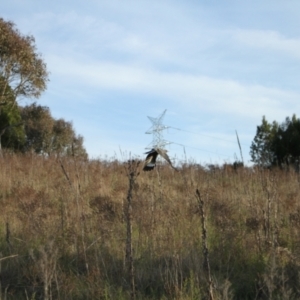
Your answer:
(2, 1), (300, 165)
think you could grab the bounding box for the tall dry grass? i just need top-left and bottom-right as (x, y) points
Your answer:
(0, 152), (299, 299)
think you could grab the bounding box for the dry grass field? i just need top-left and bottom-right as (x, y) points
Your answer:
(0, 152), (300, 299)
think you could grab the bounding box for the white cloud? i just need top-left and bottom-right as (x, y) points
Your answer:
(47, 53), (300, 121)
(234, 29), (300, 59)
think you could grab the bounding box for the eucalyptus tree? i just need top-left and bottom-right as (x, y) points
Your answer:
(20, 103), (54, 154)
(21, 103), (88, 158)
(52, 118), (88, 158)
(0, 18), (49, 151)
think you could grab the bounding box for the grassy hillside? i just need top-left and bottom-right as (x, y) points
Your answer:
(0, 152), (300, 299)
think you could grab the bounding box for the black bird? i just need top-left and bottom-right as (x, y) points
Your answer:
(143, 148), (178, 171)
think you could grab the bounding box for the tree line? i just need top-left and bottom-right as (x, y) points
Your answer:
(0, 17), (87, 158)
(1, 101), (87, 158)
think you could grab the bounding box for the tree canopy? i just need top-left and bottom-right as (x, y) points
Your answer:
(20, 103), (88, 158)
(250, 115), (300, 168)
(0, 17), (49, 152)
(0, 18), (49, 100)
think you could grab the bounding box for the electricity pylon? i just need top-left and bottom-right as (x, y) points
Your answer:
(145, 109), (170, 149)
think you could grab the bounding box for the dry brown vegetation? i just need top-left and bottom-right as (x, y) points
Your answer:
(0, 152), (300, 299)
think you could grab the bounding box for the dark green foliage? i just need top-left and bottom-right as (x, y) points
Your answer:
(0, 78), (25, 150)
(250, 115), (300, 168)
(250, 116), (278, 167)
(0, 102), (25, 150)
(20, 103), (88, 158)
(272, 115), (300, 167)
(20, 103), (54, 154)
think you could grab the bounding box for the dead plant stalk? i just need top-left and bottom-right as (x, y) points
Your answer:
(125, 160), (140, 300)
(196, 188), (215, 300)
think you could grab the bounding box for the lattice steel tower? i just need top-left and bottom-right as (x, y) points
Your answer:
(145, 109), (170, 149)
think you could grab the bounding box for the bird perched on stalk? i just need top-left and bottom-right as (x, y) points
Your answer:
(143, 148), (178, 171)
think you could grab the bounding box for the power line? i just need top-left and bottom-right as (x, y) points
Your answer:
(169, 126), (251, 148)
(169, 141), (235, 158)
